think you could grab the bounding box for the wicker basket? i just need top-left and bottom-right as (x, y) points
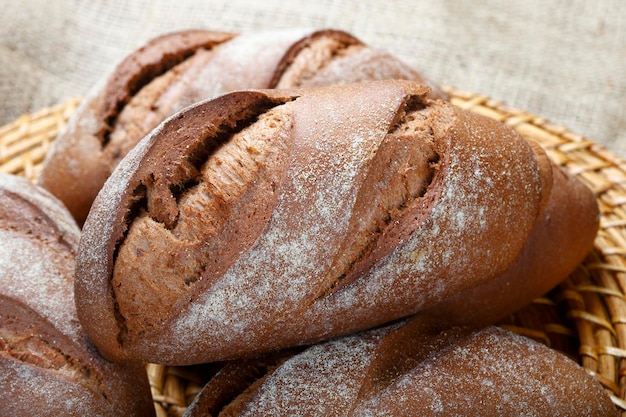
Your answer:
(2, 86), (626, 416)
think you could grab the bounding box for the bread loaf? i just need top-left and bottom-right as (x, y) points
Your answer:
(75, 80), (598, 365)
(182, 321), (618, 416)
(0, 174), (154, 416)
(38, 28), (445, 225)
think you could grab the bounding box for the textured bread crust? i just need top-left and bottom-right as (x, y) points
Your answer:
(38, 28), (444, 225)
(75, 80), (598, 365)
(418, 143), (600, 327)
(184, 321), (618, 416)
(0, 174), (154, 417)
(38, 30), (234, 225)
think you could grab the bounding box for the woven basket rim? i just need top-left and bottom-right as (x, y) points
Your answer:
(2, 86), (626, 415)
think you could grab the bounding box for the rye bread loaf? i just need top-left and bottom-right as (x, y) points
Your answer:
(182, 321), (618, 416)
(75, 80), (598, 365)
(38, 28), (445, 225)
(0, 174), (154, 416)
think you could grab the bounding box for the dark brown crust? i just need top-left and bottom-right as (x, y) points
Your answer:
(127, 94), (294, 230)
(111, 92), (297, 339)
(0, 174), (155, 417)
(76, 90), (300, 360)
(0, 295), (106, 396)
(73, 80), (596, 367)
(38, 30), (235, 225)
(417, 140), (599, 327)
(39, 28), (446, 226)
(316, 98), (441, 297)
(100, 30), (235, 146)
(182, 322), (617, 416)
(184, 351), (298, 417)
(271, 29), (448, 100)
(0, 188), (78, 252)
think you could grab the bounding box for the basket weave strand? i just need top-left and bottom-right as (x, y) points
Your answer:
(0, 98), (81, 181)
(1, 86), (625, 415)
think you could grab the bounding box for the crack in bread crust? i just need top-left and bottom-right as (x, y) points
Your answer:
(99, 31), (235, 147)
(270, 30), (363, 88)
(316, 97), (446, 298)
(0, 295), (107, 400)
(186, 351), (298, 417)
(111, 97), (294, 343)
(0, 189), (78, 254)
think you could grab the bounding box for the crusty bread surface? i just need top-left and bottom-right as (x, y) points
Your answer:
(75, 80), (598, 365)
(0, 173), (155, 417)
(38, 28), (444, 225)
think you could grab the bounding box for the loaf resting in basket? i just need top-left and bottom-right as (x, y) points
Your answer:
(74, 80), (599, 365)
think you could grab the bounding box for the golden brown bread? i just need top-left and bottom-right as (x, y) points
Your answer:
(75, 80), (598, 365)
(38, 28), (444, 225)
(182, 320), (618, 416)
(0, 174), (154, 416)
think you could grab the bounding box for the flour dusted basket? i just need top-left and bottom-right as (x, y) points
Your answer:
(2, 86), (626, 416)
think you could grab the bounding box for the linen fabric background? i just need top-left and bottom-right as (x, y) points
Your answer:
(1, 0), (624, 157)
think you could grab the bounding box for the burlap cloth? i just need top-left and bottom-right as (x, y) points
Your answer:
(1, 0), (624, 157)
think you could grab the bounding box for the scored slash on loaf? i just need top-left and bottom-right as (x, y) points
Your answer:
(74, 80), (598, 366)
